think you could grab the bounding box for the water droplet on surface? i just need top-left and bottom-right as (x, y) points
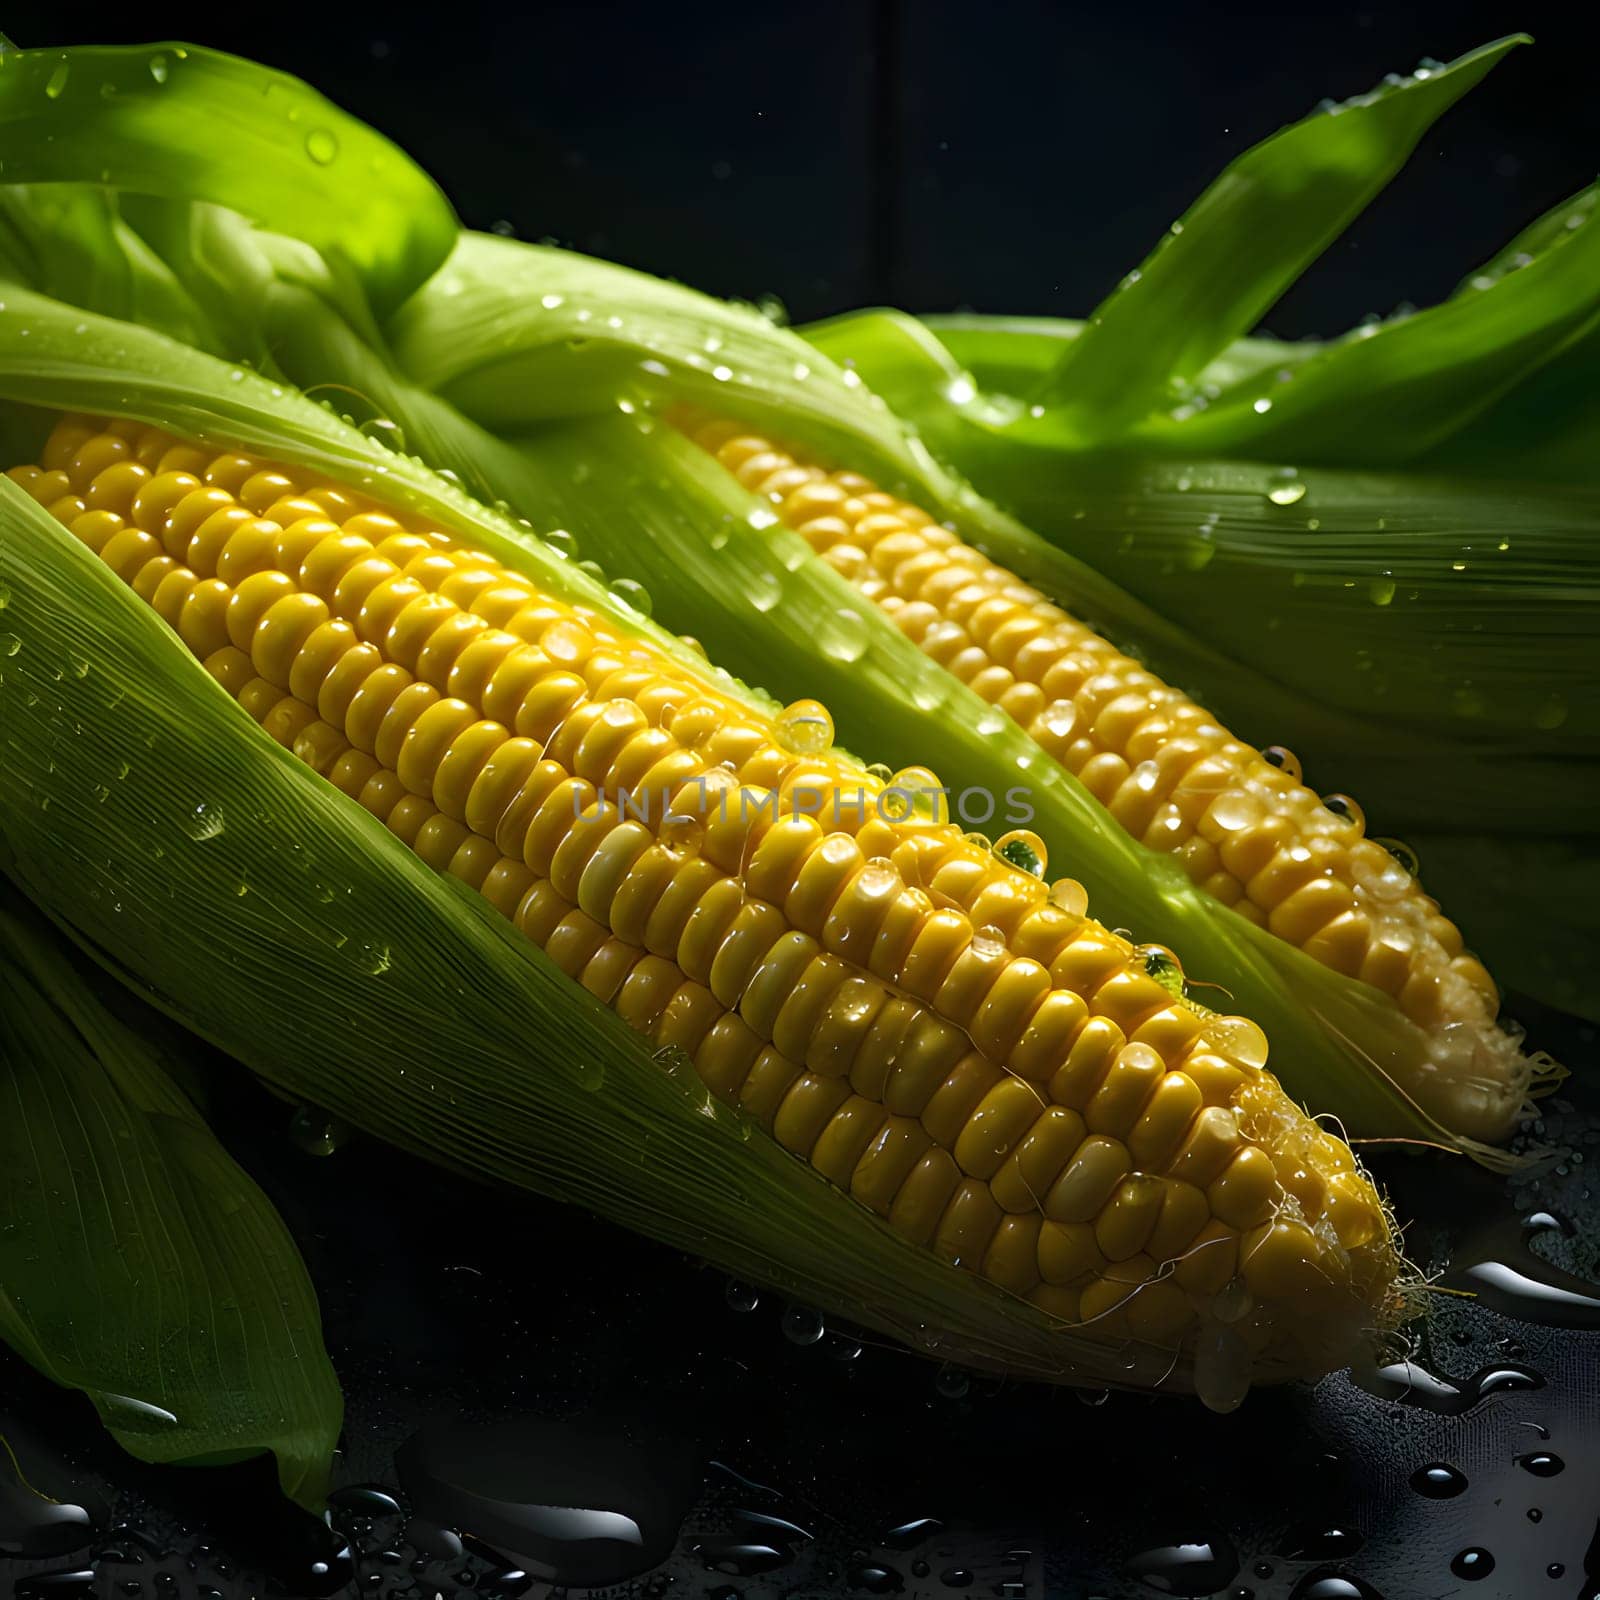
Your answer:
(1517, 1452), (1564, 1477)
(1194, 1324), (1251, 1413)
(1204, 1015), (1269, 1070)
(1449, 1548), (1494, 1581)
(0, 633), (21, 656)
(781, 1305), (825, 1345)
(1287, 1574), (1384, 1600)
(1212, 1276), (1253, 1324)
(775, 699), (834, 755)
(882, 1519), (942, 1550)
(724, 1279), (759, 1313)
(305, 128), (339, 164)
(1207, 791), (1265, 832)
(0, 1452), (95, 1559)
(359, 417), (406, 453)
(44, 62), (70, 98)
(1260, 744), (1302, 781)
(934, 1364), (969, 1399)
(397, 1417), (695, 1587)
(352, 939), (392, 976)
(1322, 794), (1364, 830)
(182, 801), (224, 841)
(289, 1105), (350, 1157)
(850, 1563), (904, 1593)
(147, 53), (169, 83)
(13, 1573), (98, 1599)
(818, 606), (869, 663)
(1410, 1463), (1467, 1498)
(994, 829), (1047, 878)
(608, 577), (652, 616)
(1123, 1534), (1240, 1595)
(1267, 469), (1307, 506)
(747, 571), (783, 612)
(939, 1568), (973, 1588)
(1047, 877), (1088, 917)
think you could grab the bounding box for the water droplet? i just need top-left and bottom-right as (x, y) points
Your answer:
(1260, 744), (1302, 782)
(1194, 1324), (1251, 1413)
(933, 1364), (969, 1399)
(1322, 793), (1365, 830)
(1367, 577), (1396, 606)
(396, 1417), (695, 1588)
(609, 577), (652, 616)
(1517, 1452), (1564, 1477)
(818, 607), (869, 664)
(1203, 1016), (1269, 1071)
(775, 699), (834, 755)
(1267, 469), (1307, 506)
(1287, 1575), (1384, 1600)
(0, 632), (20, 656)
(353, 939), (392, 976)
(994, 829), (1047, 878)
(289, 1106), (350, 1157)
(183, 801), (224, 841)
(1207, 791), (1265, 832)
(44, 61), (70, 98)
(1123, 1534), (1240, 1595)
(359, 417), (406, 453)
(0, 583), (9, 609)
(882, 1519), (942, 1550)
(144, 52), (171, 84)
(305, 128), (339, 165)
(747, 571), (782, 613)
(781, 1306), (825, 1345)
(1212, 1276), (1253, 1323)
(939, 1569), (973, 1588)
(1038, 699), (1078, 740)
(1410, 1463), (1467, 1498)
(724, 1279), (759, 1313)
(848, 1563), (904, 1593)
(1252, 398), (1273, 415)
(1449, 1548), (1494, 1582)
(1047, 877), (1088, 917)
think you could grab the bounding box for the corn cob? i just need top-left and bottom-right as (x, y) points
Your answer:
(8, 411), (1400, 1395)
(681, 416), (1527, 1140)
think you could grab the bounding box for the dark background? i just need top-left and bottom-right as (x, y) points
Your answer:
(6, 0), (1600, 335)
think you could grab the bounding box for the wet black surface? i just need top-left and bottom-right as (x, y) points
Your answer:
(0, 1001), (1595, 1600)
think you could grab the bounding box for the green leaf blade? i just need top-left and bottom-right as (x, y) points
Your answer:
(0, 42), (456, 315)
(1035, 36), (1527, 442)
(0, 896), (342, 1510)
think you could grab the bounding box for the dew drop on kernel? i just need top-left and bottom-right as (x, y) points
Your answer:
(775, 699), (834, 755)
(1048, 877), (1088, 917)
(994, 829), (1047, 878)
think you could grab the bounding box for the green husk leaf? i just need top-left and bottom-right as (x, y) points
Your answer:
(1030, 37), (1525, 439)
(0, 41), (455, 315)
(1420, 183), (1600, 484)
(0, 369), (1220, 1394)
(0, 890), (341, 1508)
(0, 186), (218, 351)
